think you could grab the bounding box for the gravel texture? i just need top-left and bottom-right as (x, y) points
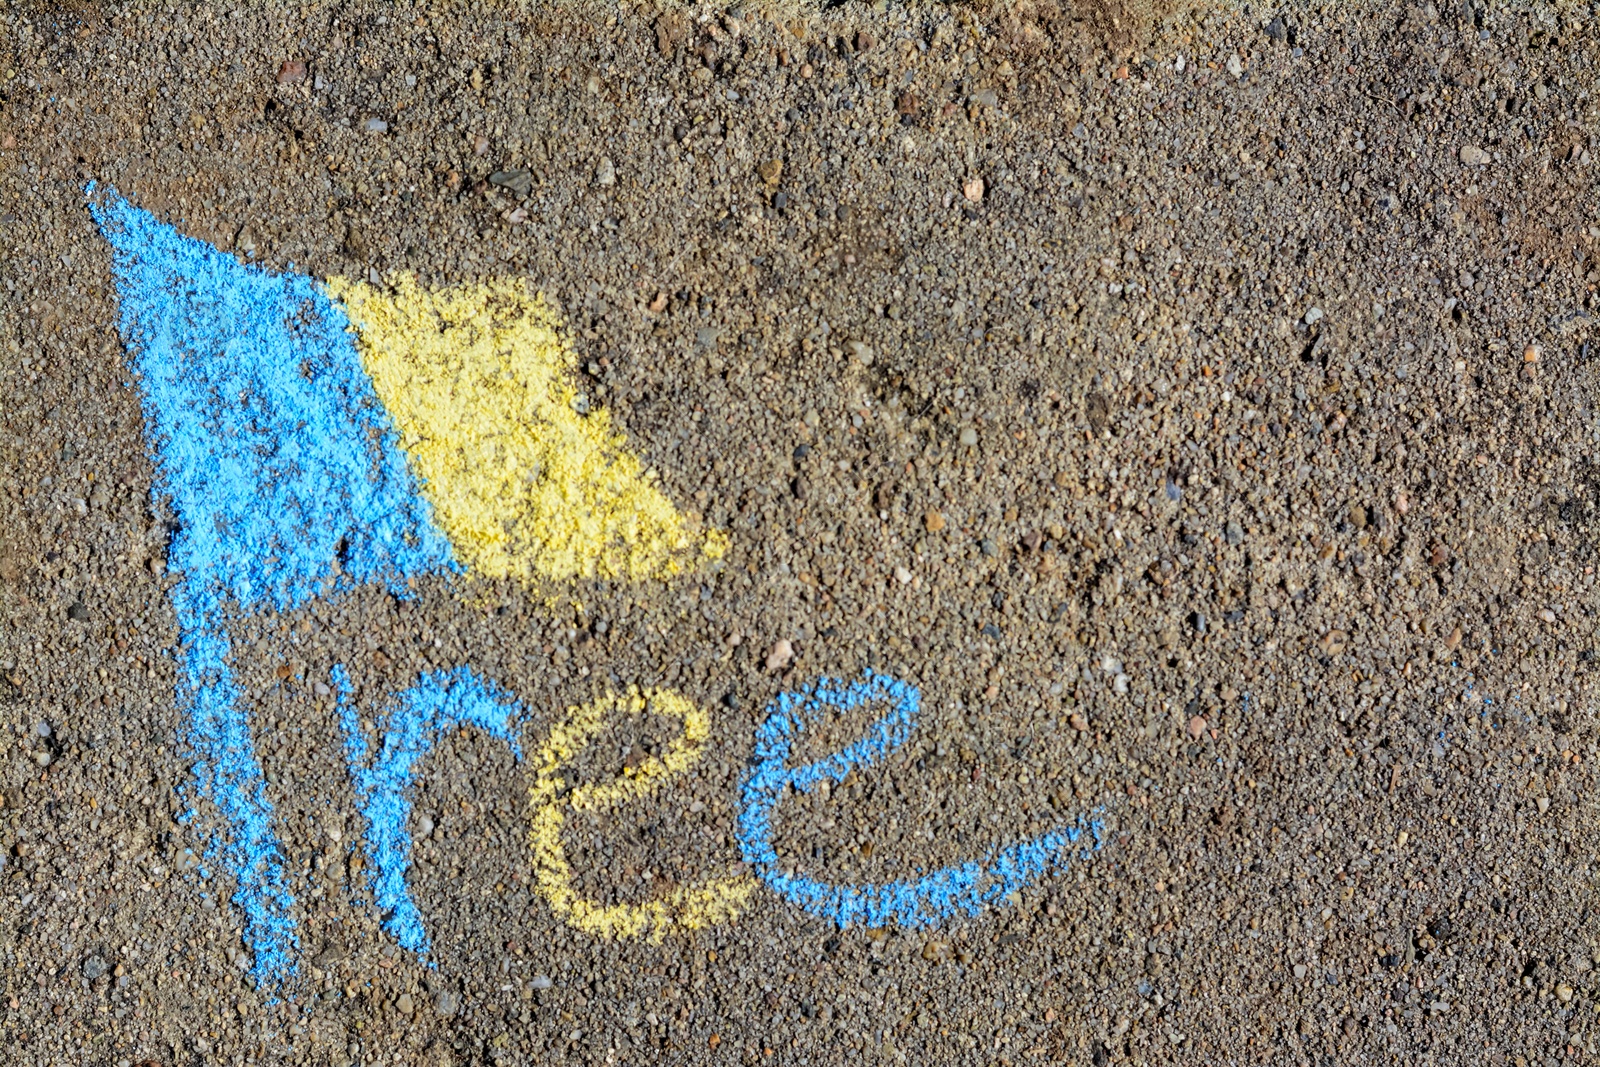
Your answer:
(5, 0), (1600, 1063)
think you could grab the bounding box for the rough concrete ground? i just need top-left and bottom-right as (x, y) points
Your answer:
(4, 0), (1600, 1063)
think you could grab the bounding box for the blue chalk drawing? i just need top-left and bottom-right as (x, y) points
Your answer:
(737, 670), (1104, 928)
(336, 666), (522, 957)
(91, 186), (456, 985)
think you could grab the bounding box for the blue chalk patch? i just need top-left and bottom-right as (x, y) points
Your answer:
(91, 187), (455, 985)
(737, 670), (1104, 929)
(337, 666), (522, 957)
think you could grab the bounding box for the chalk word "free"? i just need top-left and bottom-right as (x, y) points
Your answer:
(337, 665), (1103, 963)
(90, 186), (1102, 985)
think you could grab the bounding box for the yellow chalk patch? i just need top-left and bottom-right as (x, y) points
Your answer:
(327, 274), (726, 585)
(527, 689), (756, 941)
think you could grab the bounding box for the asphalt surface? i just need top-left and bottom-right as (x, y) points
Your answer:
(4, 0), (1600, 1064)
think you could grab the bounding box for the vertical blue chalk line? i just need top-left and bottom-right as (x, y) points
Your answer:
(737, 670), (1104, 928)
(336, 666), (522, 958)
(90, 185), (457, 985)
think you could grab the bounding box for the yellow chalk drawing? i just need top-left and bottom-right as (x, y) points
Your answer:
(328, 274), (727, 584)
(527, 688), (756, 940)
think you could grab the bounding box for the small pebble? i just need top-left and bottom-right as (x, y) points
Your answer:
(959, 427), (978, 447)
(924, 510), (946, 533)
(595, 157), (617, 186)
(395, 993), (414, 1015)
(1187, 715), (1207, 740)
(893, 565), (912, 584)
(488, 169), (533, 197)
(530, 974), (553, 990)
(435, 990), (459, 1016)
(962, 177), (984, 203)
(363, 117), (388, 134)
(82, 956), (107, 980)
(765, 639), (793, 671)
(1459, 144), (1491, 166)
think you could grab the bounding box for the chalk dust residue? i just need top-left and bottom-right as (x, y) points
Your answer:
(328, 274), (727, 585)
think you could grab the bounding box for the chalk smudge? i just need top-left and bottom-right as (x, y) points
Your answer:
(91, 187), (455, 983)
(337, 666), (522, 957)
(528, 689), (757, 940)
(738, 671), (1104, 928)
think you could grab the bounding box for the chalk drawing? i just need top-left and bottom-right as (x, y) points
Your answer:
(336, 666), (522, 958)
(737, 671), (1104, 928)
(91, 187), (456, 984)
(329, 275), (727, 584)
(91, 186), (1109, 980)
(527, 689), (757, 941)
(91, 186), (726, 983)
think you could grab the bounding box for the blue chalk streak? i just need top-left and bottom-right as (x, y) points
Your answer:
(337, 666), (521, 958)
(737, 670), (1104, 928)
(91, 187), (455, 985)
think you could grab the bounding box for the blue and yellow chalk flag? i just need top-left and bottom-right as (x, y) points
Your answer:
(91, 186), (1105, 990)
(89, 185), (723, 984)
